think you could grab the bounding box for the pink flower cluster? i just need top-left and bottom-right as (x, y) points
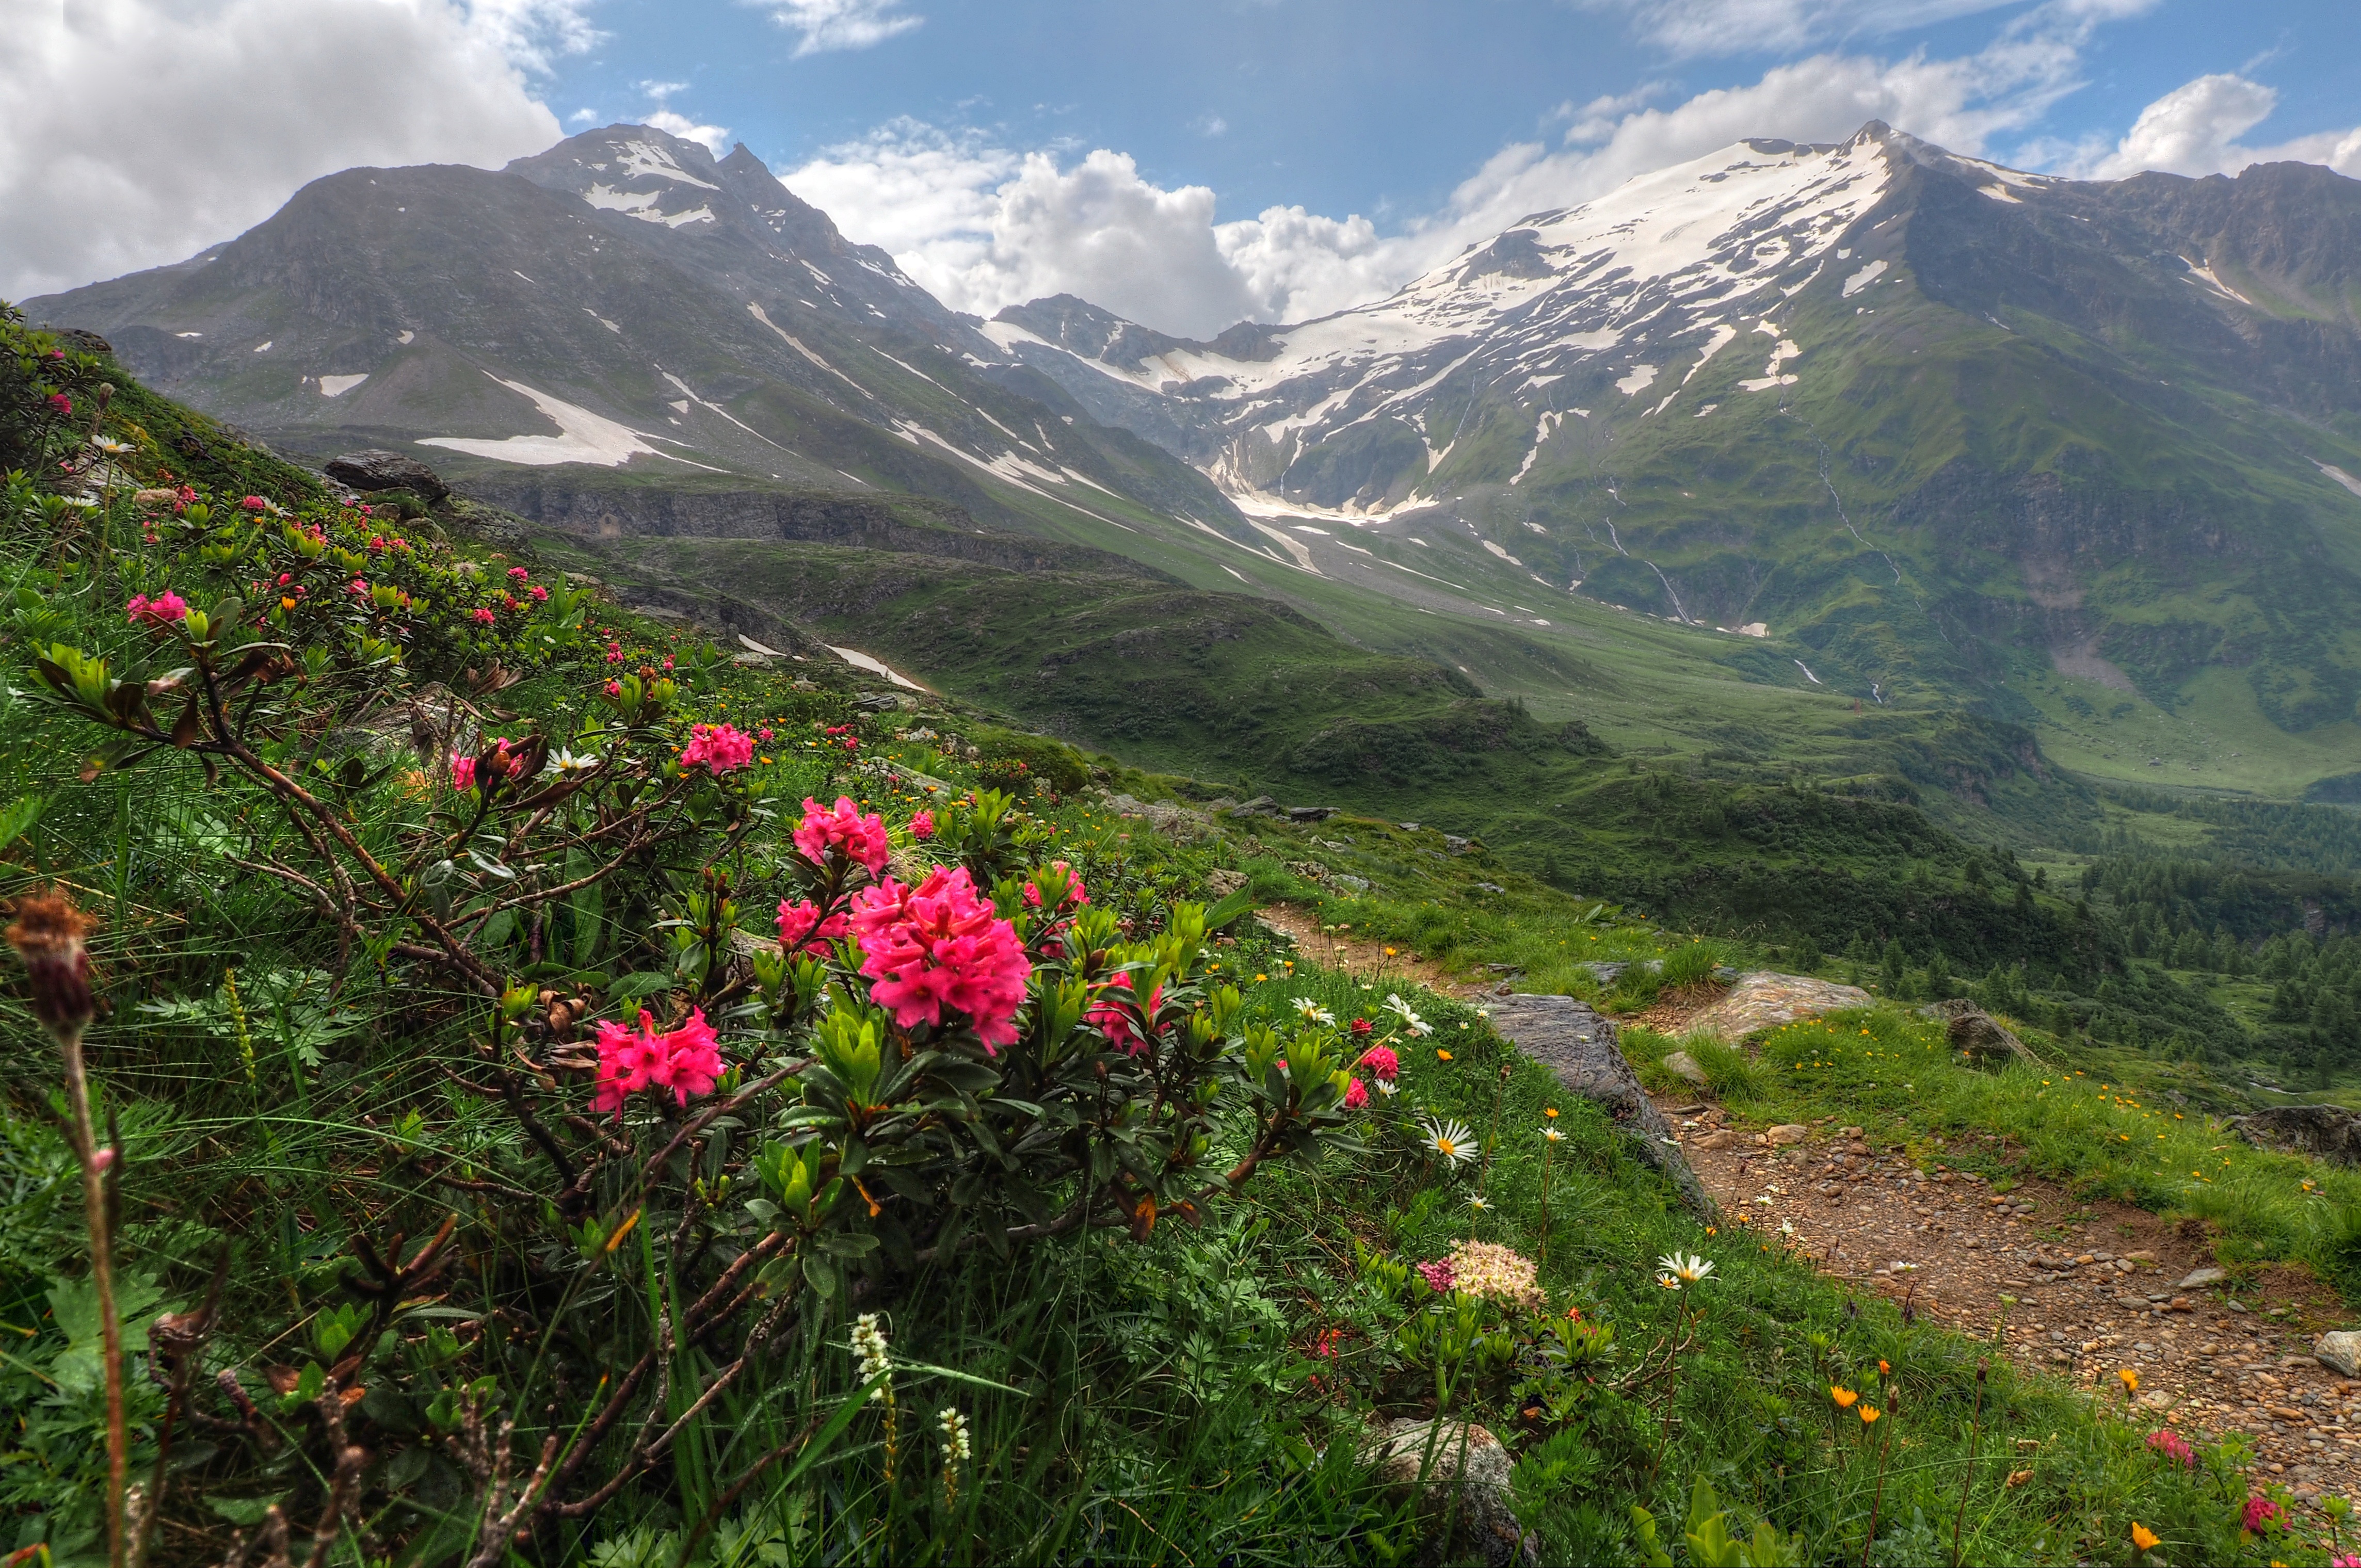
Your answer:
(451, 738), (523, 792)
(1415, 1259), (1456, 1294)
(125, 590), (188, 628)
(848, 865), (1031, 1052)
(908, 809), (935, 840)
(473, 607), (497, 625)
(795, 796), (890, 876)
(1023, 861), (1089, 911)
(592, 1008), (726, 1114)
(2144, 1428), (2195, 1468)
(1343, 1078), (1370, 1109)
(2241, 1495), (2286, 1534)
(1356, 1045), (1400, 1080)
(776, 898), (849, 956)
(1086, 971), (1163, 1056)
(680, 722), (756, 774)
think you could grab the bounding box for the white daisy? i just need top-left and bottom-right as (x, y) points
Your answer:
(1656, 1252), (1715, 1285)
(1420, 1117), (1477, 1167)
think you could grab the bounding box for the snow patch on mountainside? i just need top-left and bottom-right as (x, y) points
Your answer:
(421, 374), (714, 469)
(1841, 259), (1888, 297)
(584, 185), (714, 226)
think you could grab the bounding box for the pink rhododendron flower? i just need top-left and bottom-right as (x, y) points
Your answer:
(1344, 1077), (1370, 1110)
(1086, 972), (1162, 1056)
(758, 727), (775, 742)
(451, 739), (521, 793)
(848, 865), (1031, 1052)
(776, 898), (849, 955)
(1416, 1259), (1455, 1294)
(473, 607), (497, 625)
(2242, 1495), (2287, 1533)
(1356, 1045), (1400, 1081)
(606, 641), (624, 663)
(1350, 1017), (1374, 1038)
(1023, 861), (1088, 911)
(2144, 1429), (2195, 1468)
(908, 809), (934, 840)
(528, 585), (549, 602)
(604, 680), (622, 697)
(591, 1008), (726, 1113)
(680, 722), (756, 774)
(662, 1009), (725, 1102)
(46, 393), (70, 414)
(125, 590), (188, 627)
(795, 796), (891, 876)
(507, 566), (529, 580)
(240, 495), (265, 511)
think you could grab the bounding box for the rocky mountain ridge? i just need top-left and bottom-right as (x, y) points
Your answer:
(988, 123), (2361, 754)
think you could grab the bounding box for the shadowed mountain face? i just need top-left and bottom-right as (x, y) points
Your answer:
(23, 124), (1250, 555)
(989, 125), (2361, 745)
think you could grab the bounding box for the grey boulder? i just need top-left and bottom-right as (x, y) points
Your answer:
(1357, 1419), (1537, 1567)
(325, 450), (451, 502)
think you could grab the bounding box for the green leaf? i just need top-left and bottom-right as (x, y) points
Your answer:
(207, 1495), (287, 1526)
(1203, 886), (1257, 930)
(0, 794), (41, 850)
(607, 971), (674, 1004)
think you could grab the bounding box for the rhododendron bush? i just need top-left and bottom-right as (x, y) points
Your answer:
(2, 310), (1358, 1544)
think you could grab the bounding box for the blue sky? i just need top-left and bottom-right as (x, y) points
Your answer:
(9, 0), (2359, 330)
(556, 0), (2357, 240)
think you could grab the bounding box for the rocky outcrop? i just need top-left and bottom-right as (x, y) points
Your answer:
(1683, 973), (1872, 1043)
(461, 474), (1164, 580)
(326, 449), (449, 502)
(1918, 997), (2039, 1064)
(1483, 993), (1714, 1219)
(2228, 1105), (2361, 1166)
(1356, 1419), (1537, 1567)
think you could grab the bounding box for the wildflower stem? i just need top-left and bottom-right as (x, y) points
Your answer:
(1950, 1360), (1986, 1568)
(1862, 1381), (1898, 1567)
(61, 1017), (130, 1568)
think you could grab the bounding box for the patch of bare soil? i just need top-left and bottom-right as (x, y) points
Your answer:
(1658, 1096), (2361, 1501)
(1625, 981), (1727, 1034)
(1251, 903), (1481, 996)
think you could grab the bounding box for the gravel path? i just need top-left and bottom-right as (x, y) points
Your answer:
(1659, 1097), (2361, 1500)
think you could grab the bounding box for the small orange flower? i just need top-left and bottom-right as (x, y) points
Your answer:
(1437, 1049), (1453, 1061)
(1877, 1359), (1891, 1376)
(2130, 1523), (2160, 1551)
(2117, 1368), (2139, 1394)
(1544, 1107), (1559, 1119)
(1859, 1405), (1881, 1424)
(1830, 1386), (1858, 1408)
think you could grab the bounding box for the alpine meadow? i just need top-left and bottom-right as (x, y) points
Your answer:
(11, 8), (2361, 1565)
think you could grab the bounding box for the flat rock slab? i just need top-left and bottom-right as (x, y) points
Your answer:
(1484, 994), (1714, 1219)
(1683, 972), (1872, 1043)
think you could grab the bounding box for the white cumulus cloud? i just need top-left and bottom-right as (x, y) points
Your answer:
(2076, 73), (2361, 179)
(641, 82), (733, 157)
(779, 0), (2149, 335)
(754, 0), (922, 57)
(4, 0), (585, 300)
